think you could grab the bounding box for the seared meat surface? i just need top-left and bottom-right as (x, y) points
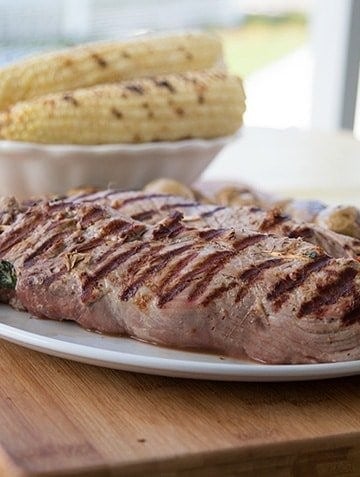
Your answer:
(193, 180), (360, 240)
(0, 199), (360, 364)
(69, 190), (360, 259)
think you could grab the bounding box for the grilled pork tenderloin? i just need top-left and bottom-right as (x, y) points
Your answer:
(0, 199), (360, 364)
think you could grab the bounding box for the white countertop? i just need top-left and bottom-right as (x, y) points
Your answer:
(203, 127), (360, 206)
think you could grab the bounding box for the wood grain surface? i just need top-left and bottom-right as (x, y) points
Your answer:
(1, 340), (360, 477)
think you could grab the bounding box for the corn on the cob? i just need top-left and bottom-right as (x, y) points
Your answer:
(0, 33), (223, 111)
(0, 71), (246, 145)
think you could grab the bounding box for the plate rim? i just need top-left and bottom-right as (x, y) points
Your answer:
(0, 311), (359, 381)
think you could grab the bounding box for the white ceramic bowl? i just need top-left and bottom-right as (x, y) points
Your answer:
(0, 136), (233, 199)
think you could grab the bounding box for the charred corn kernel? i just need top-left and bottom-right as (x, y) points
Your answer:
(0, 71), (245, 145)
(0, 32), (223, 111)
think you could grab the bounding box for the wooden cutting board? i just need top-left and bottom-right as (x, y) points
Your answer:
(0, 340), (360, 477)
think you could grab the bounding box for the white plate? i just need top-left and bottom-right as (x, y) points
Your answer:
(0, 305), (359, 381)
(0, 136), (233, 200)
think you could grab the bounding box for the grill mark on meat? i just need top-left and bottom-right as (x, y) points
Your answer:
(131, 210), (156, 221)
(235, 258), (285, 303)
(158, 250), (233, 307)
(152, 211), (184, 240)
(75, 237), (106, 253)
(126, 244), (163, 275)
(88, 228), (141, 265)
(81, 242), (148, 303)
(0, 212), (43, 254)
(73, 220), (134, 253)
(46, 216), (74, 232)
(153, 221), (183, 239)
(23, 231), (67, 267)
(259, 210), (289, 231)
(298, 267), (358, 317)
(121, 244), (193, 301)
(114, 222), (146, 243)
(157, 251), (199, 291)
(202, 281), (239, 306)
(69, 191), (100, 201)
(287, 226), (313, 240)
(188, 250), (237, 301)
(342, 301), (360, 326)
(198, 229), (230, 241)
(43, 268), (67, 287)
(158, 234), (266, 307)
(80, 223), (146, 259)
(101, 218), (132, 236)
(233, 234), (266, 251)
(240, 259), (284, 281)
(74, 190), (119, 203)
(117, 194), (172, 207)
(46, 201), (70, 213)
(267, 256), (331, 310)
(80, 207), (108, 226)
(160, 202), (199, 210)
(200, 206), (226, 218)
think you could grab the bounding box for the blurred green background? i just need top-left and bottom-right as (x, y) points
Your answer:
(217, 14), (307, 77)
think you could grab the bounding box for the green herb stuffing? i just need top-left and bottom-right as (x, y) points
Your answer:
(0, 260), (17, 289)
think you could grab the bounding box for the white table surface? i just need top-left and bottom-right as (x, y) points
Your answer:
(203, 127), (360, 207)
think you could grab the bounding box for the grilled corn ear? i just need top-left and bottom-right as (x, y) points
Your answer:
(0, 71), (245, 144)
(0, 32), (223, 111)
